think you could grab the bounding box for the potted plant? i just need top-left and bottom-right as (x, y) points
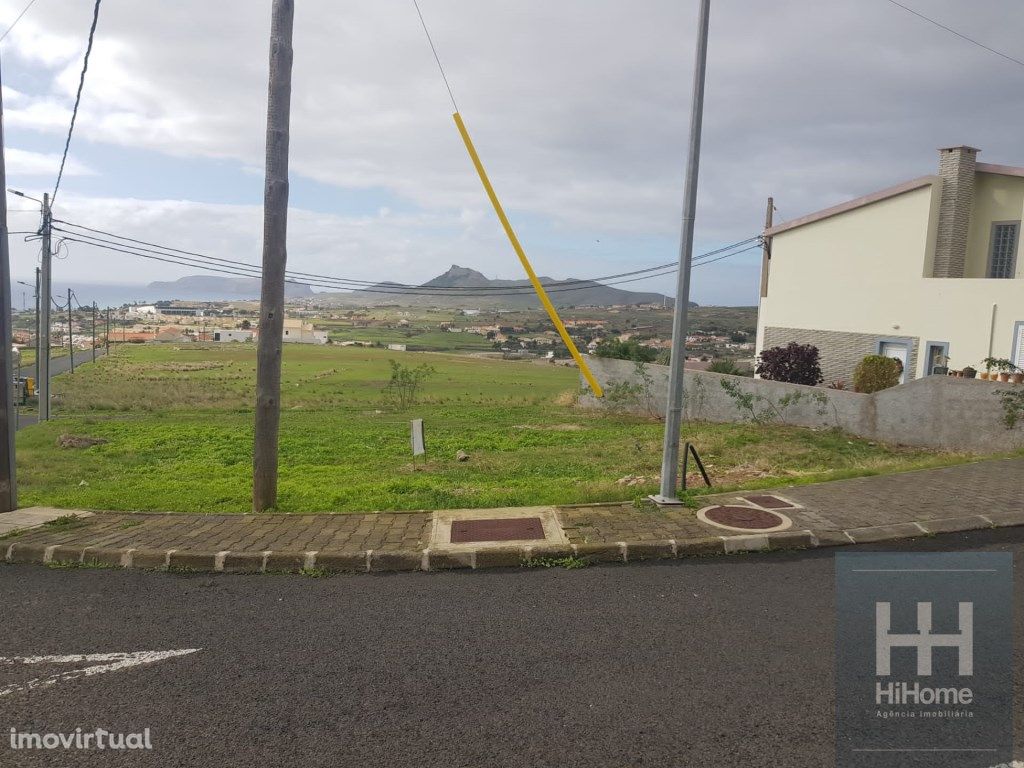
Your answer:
(982, 357), (997, 381)
(1012, 365), (1024, 385)
(985, 357), (1016, 382)
(962, 366), (977, 379)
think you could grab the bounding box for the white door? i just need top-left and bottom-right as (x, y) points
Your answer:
(879, 342), (909, 384)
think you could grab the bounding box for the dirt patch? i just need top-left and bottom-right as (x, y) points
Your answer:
(57, 434), (109, 449)
(552, 390), (578, 407)
(151, 362), (225, 372)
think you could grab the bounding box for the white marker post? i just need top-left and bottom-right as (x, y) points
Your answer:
(410, 419), (426, 468)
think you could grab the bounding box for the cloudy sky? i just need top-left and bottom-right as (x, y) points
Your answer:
(0, 0), (1022, 306)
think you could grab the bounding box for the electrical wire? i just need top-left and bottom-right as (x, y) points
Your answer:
(51, 232), (761, 298)
(884, 0), (1024, 69)
(51, 219), (760, 293)
(52, 0), (102, 204)
(411, 0), (459, 112)
(52, 229), (759, 295)
(0, 0), (39, 43)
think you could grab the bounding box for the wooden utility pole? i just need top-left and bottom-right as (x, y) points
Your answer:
(0, 61), (16, 511)
(105, 307), (110, 353)
(253, 0), (295, 512)
(38, 193), (51, 420)
(759, 197), (773, 298)
(67, 288), (74, 373)
(91, 303), (96, 362)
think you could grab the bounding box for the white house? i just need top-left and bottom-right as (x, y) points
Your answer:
(212, 329), (254, 342)
(281, 318), (328, 345)
(127, 305), (158, 317)
(757, 146), (1024, 384)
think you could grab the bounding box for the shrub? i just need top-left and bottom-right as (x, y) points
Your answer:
(755, 342), (823, 385)
(708, 360), (741, 376)
(382, 360), (436, 409)
(997, 387), (1024, 429)
(593, 338), (658, 363)
(853, 355), (901, 393)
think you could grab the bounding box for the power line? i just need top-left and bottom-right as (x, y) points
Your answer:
(884, 0), (1024, 69)
(52, 0), (102, 204)
(0, 0), (40, 44)
(411, 0), (459, 112)
(51, 229), (760, 298)
(51, 223), (759, 293)
(52, 218), (761, 294)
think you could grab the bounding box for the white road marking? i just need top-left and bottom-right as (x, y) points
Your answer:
(0, 649), (201, 697)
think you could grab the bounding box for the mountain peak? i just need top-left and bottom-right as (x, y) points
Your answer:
(422, 265), (491, 288)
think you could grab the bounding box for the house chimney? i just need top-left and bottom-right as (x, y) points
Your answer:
(932, 145), (979, 278)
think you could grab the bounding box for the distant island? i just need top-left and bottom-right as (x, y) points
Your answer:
(319, 265), (690, 309)
(146, 275), (314, 301)
(145, 265), (689, 309)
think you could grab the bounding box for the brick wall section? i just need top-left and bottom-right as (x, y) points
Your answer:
(762, 326), (918, 386)
(933, 146), (978, 278)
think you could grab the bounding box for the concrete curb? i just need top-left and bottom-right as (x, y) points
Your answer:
(3, 511), (1019, 575)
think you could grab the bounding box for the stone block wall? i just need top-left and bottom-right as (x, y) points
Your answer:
(762, 326), (919, 386)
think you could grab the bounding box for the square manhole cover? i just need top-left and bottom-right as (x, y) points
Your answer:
(743, 495), (796, 509)
(450, 517), (545, 543)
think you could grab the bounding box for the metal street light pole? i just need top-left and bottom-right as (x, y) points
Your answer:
(653, 0), (712, 505)
(0, 67), (16, 511)
(9, 189), (50, 420)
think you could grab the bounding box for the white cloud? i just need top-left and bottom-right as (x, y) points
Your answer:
(0, 0), (1022, 303)
(4, 147), (94, 177)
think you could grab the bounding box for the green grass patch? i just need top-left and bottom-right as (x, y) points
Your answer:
(15, 344), (980, 514)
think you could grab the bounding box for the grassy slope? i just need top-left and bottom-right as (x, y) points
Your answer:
(16, 344), (976, 513)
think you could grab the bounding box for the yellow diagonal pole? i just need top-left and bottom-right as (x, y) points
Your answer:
(453, 112), (603, 397)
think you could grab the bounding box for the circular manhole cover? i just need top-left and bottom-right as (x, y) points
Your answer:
(698, 505), (792, 533)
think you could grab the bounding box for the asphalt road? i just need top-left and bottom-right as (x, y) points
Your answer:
(14, 348), (106, 430)
(17, 347), (106, 382)
(1, 528), (1023, 768)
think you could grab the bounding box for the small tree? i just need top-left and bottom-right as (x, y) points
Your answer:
(852, 355), (902, 393)
(383, 360), (436, 409)
(755, 342), (823, 385)
(593, 338), (657, 363)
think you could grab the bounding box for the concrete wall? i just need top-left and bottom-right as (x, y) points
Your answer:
(578, 355), (1024, 453)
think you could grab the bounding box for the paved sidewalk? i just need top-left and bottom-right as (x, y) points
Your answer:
(2, 457), (1022, 574)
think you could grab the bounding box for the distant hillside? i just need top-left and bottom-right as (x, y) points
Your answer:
(322, 265), (690, 309)
(146, 275), (314, 301)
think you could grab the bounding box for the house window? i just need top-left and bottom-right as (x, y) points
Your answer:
(988, 222), (1019, 279)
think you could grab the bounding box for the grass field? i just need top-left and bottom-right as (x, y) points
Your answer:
(15, 343), (979, 514)
(326, 327), (495, 352)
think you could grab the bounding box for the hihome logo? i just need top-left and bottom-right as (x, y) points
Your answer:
(836, 553), (1013, 767)
(875, 601), (974, 706)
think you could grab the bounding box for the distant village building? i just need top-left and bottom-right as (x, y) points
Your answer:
(280, 318), (328, 345)
(387, 343), (408, 352)
(212, 329), (254, 342)
(155, 328), (193, 343)
(127, 305), (158, 317)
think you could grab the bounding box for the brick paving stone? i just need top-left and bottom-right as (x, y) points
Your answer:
(3, 458), (1021, 571)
